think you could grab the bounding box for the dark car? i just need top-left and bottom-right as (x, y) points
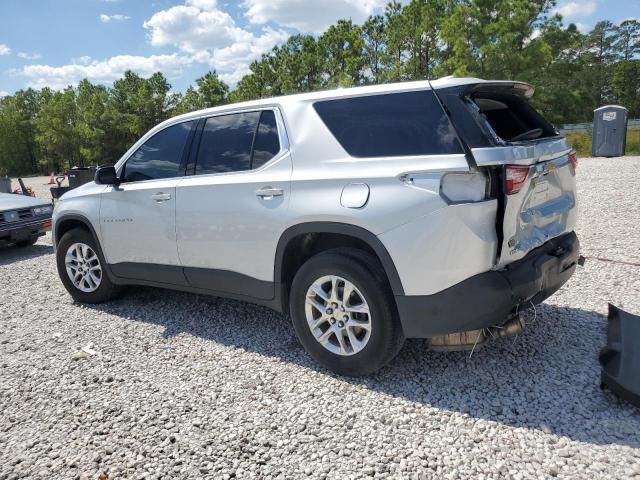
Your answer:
(0, 193), (52, 247)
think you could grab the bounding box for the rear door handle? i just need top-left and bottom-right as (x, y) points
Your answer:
(151, 192), (171, 202)
(256, 187), (284, 199)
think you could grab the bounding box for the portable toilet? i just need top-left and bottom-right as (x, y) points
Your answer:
(592, 105), (628, 157)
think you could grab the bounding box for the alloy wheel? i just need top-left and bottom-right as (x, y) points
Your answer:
(65, 242), (102, 293)
(304, 275), (372, 356)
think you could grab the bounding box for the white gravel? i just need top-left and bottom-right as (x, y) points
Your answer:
(2, 159), (640, 479)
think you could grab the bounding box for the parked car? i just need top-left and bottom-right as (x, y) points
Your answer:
(0, 193), (52, 247)
(52, 78), (579, 375)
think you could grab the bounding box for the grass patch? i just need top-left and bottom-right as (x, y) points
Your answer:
(565, 128), (640, 157)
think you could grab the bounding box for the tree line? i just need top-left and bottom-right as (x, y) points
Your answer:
(1, 0), (639, 176)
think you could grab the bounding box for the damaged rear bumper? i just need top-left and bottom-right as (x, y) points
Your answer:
(395, 231), (579, 338)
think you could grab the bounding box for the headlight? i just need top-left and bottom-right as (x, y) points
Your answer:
(32, 205), (53, 216)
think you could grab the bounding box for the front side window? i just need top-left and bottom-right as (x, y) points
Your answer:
(196, 112), (260, 175)
(123, 121), (194, 183)
(313, 90), (464, 158)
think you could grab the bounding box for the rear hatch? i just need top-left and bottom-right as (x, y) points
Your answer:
(433, 80), (578, 268)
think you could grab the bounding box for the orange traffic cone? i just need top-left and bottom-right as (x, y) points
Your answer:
(48, 173), (56, 185)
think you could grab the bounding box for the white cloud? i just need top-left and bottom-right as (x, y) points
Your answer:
(555, 1), (597, 18)
(144, 3), (250, 52)
(99, 13), (131, 22)
(574, 22), (589, 33)
(17, 52), (42, 60)
(0, 44), (11, 56)
(19, 54), (193, 90)
(0, 91), (9, 97)
(71, 55), (93, 65)
(144, 0), (288, 85)
(242, 0), (386, 33)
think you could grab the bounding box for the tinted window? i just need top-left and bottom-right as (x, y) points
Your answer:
(196, 112), (260, 174)
(251, 110), (281, 169)
(313, 91), (463, 157)
(123, 121), (194, 182)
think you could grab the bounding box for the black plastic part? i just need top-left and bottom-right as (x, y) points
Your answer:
(600, 304), (640, 408)
(94, 166), (118, 186)
(274, 222), (405, 296)
(68, 167), (97, 188)
(395, 232), (579, 338)
(50, 186), (71, 199)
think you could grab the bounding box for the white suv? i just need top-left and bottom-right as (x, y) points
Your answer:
(53, 78), (579, 375)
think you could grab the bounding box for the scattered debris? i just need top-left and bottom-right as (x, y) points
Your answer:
(71, 351), (90, 361)
(81, 344), (97, 356)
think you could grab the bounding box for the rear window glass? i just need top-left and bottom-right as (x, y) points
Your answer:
(251, 110), (280, 169)
(472, 94), (558, 143)
(313, 90), (463, 157)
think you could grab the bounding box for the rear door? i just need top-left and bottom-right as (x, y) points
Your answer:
(434, 81), (578, 267)
(175, 108), (291, 299)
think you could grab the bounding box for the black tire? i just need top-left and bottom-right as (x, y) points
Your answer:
(15, 235), (39, 247)
(56, 227), (119, 304)
(289, 249), (404, 376)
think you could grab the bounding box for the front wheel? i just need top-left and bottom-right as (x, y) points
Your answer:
(289, 250), (404, 376)
(56, 228), (119, 304)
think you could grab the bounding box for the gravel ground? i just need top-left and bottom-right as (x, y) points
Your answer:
(2, 159), (640, 480)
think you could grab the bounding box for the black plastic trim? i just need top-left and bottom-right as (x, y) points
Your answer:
(274, 222), (404, 296)
(184, 266), (273, 300)
(396, 232), (579, 338)
(54, 214), (99, 247)
(109, 263), (274, 300)
(110, 262), (189, 286)
(108, 262), (281, 311)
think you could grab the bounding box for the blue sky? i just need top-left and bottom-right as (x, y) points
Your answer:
(0, 0), (637, 96)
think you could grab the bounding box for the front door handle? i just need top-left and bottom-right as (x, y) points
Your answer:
(151, 192), (171, 202)
(256, 187), (284, 199)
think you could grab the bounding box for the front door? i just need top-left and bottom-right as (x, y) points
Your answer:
(176, 109), (291, 299)
(99, 120), (195, 283)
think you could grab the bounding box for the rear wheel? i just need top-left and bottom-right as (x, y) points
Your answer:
(289, 250), (404, 376)
(56, 228), (119, 303)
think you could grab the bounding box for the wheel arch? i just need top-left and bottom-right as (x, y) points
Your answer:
(274, 222), (404, 311)
(54, 214), (100, 248)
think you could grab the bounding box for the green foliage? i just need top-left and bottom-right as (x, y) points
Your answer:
(1, 0), (640, 176)
(564, 131), (593, 157)
(565, 128), (640, 157)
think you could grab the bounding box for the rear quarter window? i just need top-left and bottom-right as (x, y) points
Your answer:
(313, 90), (463, 157)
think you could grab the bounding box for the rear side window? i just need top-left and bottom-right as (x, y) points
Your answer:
(196, 112), (260, 175)
(123, 121), (194, 182)
(251, 110), (281, 169)
(313, 91), (463, 157)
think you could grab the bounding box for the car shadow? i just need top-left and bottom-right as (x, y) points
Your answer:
(84, 287), (640, 449)
(0, 243), (53, 265)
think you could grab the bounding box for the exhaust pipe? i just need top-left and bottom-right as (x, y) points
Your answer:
(491, 314), (525, 338)
(429, 313), (525, 351)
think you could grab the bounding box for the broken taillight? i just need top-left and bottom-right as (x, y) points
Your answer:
(505, 165), (529, 195)
(568, 150), (578, 170)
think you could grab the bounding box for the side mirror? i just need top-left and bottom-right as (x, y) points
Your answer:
(95, 166), (120, 186)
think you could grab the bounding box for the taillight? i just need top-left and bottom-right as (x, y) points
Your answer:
(505, 165), (529, 195)
(568, 150), (578, 170)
